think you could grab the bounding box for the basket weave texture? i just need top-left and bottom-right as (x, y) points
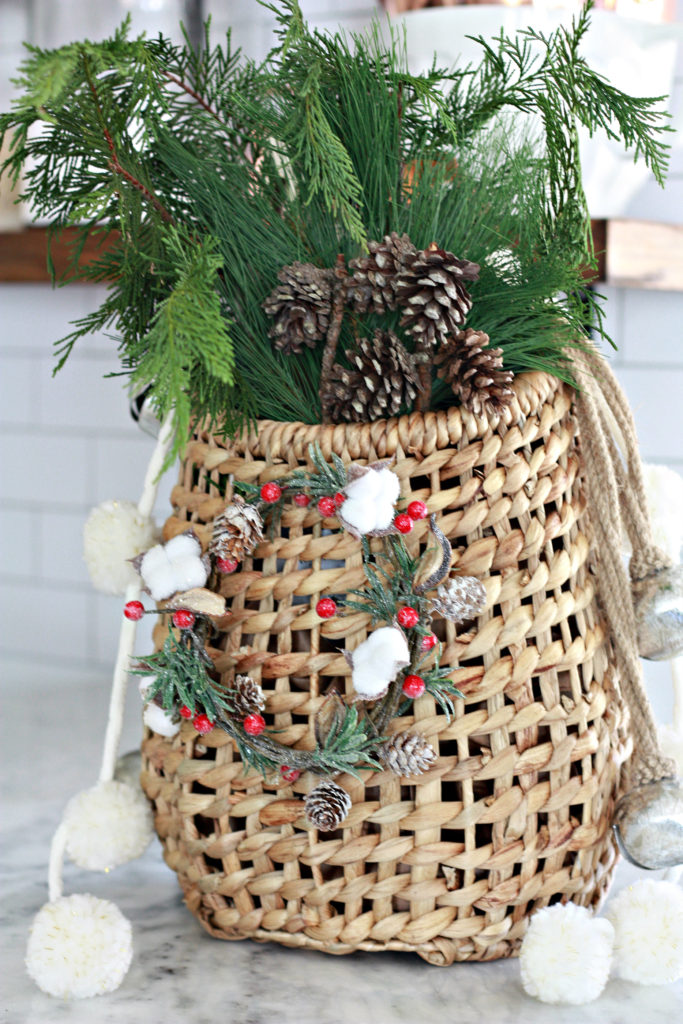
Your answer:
(140, 371), (631, 965)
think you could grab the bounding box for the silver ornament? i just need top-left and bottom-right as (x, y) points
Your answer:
(114, 750), (143, 792)
(129, 385), (161, 438)
(613, 778), (683, 870)
(634, 563), (683, 661)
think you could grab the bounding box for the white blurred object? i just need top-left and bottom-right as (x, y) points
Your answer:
(641, 463), (683, 563)
(391, 7), (683, 222)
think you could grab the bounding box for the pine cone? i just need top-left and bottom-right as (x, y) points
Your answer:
(263, 262), (334, 355)
(348, 232), (417, 314)
(304, 780), (351, 832)
(434, 328), (514, 416)
(395, 242), (479, 349)
(210, 497), (264, 563)
(432, 575), (487, 623)
(322, 329), (420, 423)
(228, 675), (266, 717)
(381, 732), (437, 777)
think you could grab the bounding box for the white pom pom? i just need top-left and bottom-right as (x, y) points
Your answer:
(520, 903), (614, 1004)
(63, 781), (153, 871)
(26, 893), (132, 999)
(83, 500), (158, 595)
(642, 463), (683, 561)
(607, 880), (683, 984)
(140, 533), (207, 601)
(143, 701), (180, 738)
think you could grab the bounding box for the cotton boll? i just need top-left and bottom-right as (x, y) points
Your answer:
(83, 500), (158, 595)
(137, 674), (156, 701)
(350, 626), (410, 700)
(139, 532), (208, 600)
(350, 662), (392, 700)
(375, 467), (401, 504)
(607, 880), (683, 984)
(26, 894), (132, 999)
(372, 500), (396, 532)
(143, 702), (180, 738)
(339, 498), (380, 536)
(167, 554), (208, 592)
(520, 903), (614, 1004)
(165, 533), (202, 559)
(340, 465), (401, 536)
(63, 780), (153, 871)
(345, 469), (383, 503)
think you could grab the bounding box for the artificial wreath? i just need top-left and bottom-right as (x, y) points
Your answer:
(127, 443), (486, 829)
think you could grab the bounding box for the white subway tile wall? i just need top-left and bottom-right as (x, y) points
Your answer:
(0, 1), (681, 727)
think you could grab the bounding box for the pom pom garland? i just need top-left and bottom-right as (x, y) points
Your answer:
(63, 781), (153, 871)
(520, 903), (614, 1004)
(607, 880), (683, 984)
(348, 626), (410, 700)
(139, 532), (208, 601)
(83, 500), (158, 595)
(26, 894), (133, 999)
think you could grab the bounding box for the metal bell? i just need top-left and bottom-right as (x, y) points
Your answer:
(613, 778), (683, 870)
(634, 564), (683, 661)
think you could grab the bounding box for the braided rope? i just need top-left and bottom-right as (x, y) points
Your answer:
(573, 347), (675, 786)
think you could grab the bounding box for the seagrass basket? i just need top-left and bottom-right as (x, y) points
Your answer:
(140, 370), (631, 965)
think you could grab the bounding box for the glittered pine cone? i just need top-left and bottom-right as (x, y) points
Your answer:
(381, 732), (437, 777)
(228, 675), (266, 717)
(434, 328), (515, 417)
(210, 497), (265, 563)
(432, 575), (487, 624)
(263, 262), (334, 355)
(395, 242), (479, 349)
(322, 329), (421, 423)
(348, 232), (417, 314)
(304, 780), (352, 832)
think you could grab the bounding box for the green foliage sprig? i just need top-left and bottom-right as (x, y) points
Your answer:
(1, 1), (670, 461)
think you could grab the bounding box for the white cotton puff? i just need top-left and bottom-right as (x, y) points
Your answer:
(607, 880), (683, 984)
(63, 780), (153, 871)
(520, 902), (614, 1004)
(140, 533), (207, 601)
(143, 701), (180, 738)
(658, 723), (683, 775)
(83, 500), (159, 595)
(642, 463), (683, 562)
(340, 466), (401, 536)
(26, 893), (132, 999)
(350, 626), (410, 699)
(137, 674), (157, 701)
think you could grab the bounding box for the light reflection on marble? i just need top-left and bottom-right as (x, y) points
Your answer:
(2, 678), (682, 1024)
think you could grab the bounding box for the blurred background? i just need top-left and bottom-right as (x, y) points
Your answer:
(0, 0), (681, 727)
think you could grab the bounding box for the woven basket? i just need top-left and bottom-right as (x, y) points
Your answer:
(140, 371), (631, 965)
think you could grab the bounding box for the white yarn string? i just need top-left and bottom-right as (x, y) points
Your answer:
(98, 411), (175, 784)
(48, 823), (68, 902)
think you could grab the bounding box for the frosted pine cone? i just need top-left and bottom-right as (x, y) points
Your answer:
(348, 232), (417, 314)
(210, 497), (264, 563)
(432, 575), (487, 623)
(381, 732), (437, 777)
(304, 780), (351, 832)
(263, 262), (333, 354)
(396, 243), (479, 349)
(228, 675), (266, 717)
(322, 329), (420, 422)
(434, 328), (514, 416)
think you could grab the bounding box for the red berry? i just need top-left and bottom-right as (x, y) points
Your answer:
(317, 496), (336, 518)
(244, 713), (266, 736)
(216, 556), (238, 574)
(316, 597), (337, 619)
(407, 500), (428, 521)
(280, 765), (301, 783)
(172, 609), (195, 630)
(293, 493), (310, 507)
(123, 600), (144, 621)
(397, 606), (419, 629)
(179, 705), (194, 719)
(193, 714), (215, 735)
(260, 482), (282, 503)
(402, 674), (426, 699)
(334, 491), (346, 507)
(394, 513), (413, 534)
(421, 633), (438, 652)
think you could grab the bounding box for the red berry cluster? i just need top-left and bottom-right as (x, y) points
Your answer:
(260, 482), (282, 503)
(402, 674), (426, 699)
(179, 705), (215, 734)
(393, 499), (428, 535)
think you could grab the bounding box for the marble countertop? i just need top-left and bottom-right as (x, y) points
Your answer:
(2, 674), (682, 1024)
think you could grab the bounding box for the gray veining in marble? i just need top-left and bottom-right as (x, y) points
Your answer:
(2, 677), (682, 1024)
